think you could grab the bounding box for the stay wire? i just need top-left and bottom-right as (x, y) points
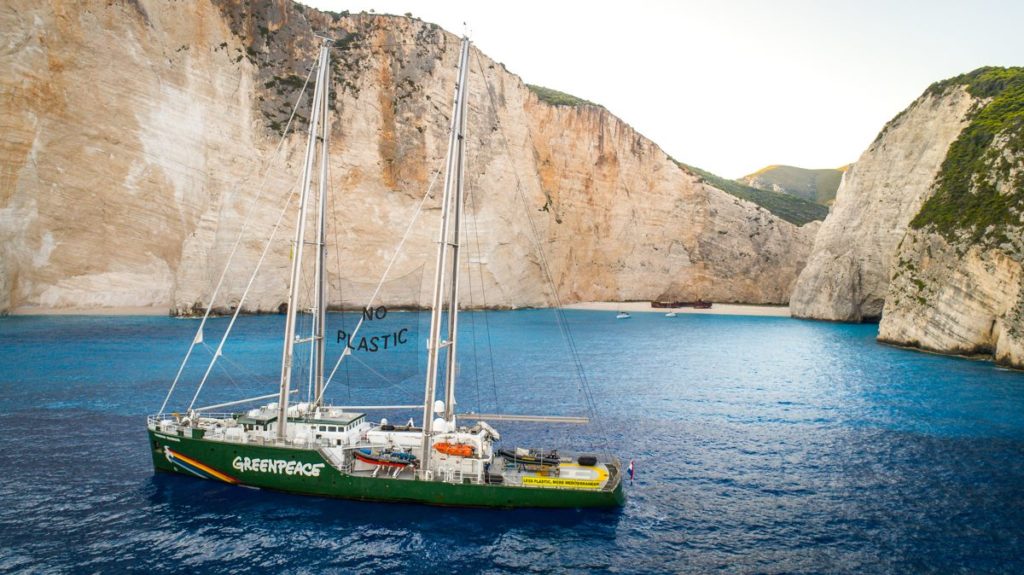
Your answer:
(462, 137), (501, 416)
(325, 131), (352, 403)
(319, 159), (447, 403)
(161, 61), (318, 415)
(473, 51), (608, 454)
(461, 197), (482, 413)
(186, 177), (302, 412)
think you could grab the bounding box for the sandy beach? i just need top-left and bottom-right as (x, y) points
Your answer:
(5, 302), (790, 318)
(562, 301), (791, 317)
(8, 306), (169, 316)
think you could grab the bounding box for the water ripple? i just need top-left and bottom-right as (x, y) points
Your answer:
(1, 313), (1023, 573)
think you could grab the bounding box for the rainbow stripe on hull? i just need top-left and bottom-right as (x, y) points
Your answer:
(150, 431), (625, 508)
(165, 447), (238, 484)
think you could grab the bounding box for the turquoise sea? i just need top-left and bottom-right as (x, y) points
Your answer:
(1, 310), (1022, 573)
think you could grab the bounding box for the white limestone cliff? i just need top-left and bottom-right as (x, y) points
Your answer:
(791, 67), (1024, 368)
(789, 87), (976, 321)
(880, 231), (1024, 367)
(0, 0), (817, 315)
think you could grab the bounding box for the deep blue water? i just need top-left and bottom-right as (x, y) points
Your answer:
(1, 310), (1023, 574)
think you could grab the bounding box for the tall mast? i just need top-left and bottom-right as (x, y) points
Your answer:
(420, 37), (471, 467)
(442, 46), (469, 423)
(312, 41), (331, 408)
(277, 40), (331, 440)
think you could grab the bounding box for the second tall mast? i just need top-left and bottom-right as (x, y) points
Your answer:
(420, 37), (472, 465)
(277, 39), (332, 439)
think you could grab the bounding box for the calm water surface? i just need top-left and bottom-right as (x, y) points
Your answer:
(1, 311), (1022, 573)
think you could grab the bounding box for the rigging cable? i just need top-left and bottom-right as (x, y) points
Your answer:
(159, 61), (318, 415)
(318, 160), (447, 404)
(186, 179), (301, 412)
(462, 140), (502, 416)
(461, 193), (481, 412)
(473, 50), (608, 453)
(324, 149), (353, 403)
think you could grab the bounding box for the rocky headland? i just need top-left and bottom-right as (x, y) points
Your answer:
(793, 68), (1024, 368)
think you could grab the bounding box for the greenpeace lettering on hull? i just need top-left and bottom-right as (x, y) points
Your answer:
(232, 456), (326, 477)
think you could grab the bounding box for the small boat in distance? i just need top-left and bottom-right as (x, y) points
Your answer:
(652, 299), (712, 309)
(665, 312), (677, 318)
(616, 312), (631, 319)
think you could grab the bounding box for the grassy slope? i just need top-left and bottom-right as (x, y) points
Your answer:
(676, 162), (829, 226)
(525, 84), (826, 225)
(910, 67), (1024, 245)
(739, 165), (847, 205)
(526, 84), (602, 108)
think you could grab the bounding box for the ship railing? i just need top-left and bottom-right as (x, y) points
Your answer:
(147, 412), (237, 424)
(603, 460), (620, 492)
(318, 446), (348, 470)
(146, 412), (243, 438)
(193, 412), (238, 423)
(147, 414), (181, 433)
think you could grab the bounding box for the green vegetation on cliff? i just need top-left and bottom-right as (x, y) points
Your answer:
(674, 162), (829, 226)
(526, 84), (601, 108)
(525, 83), (824, 225)
(911, 67), (1024, 243)
(739, 164), (846, 206)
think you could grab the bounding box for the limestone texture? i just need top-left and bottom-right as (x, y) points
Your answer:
(880, 231), (1024, 367)
(790, 87), (975, 321)
(793, 67), (1024, 368)
(0, 0), (817, 315)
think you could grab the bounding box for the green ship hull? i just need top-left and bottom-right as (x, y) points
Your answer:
(149, 430), (625, 509)
(148, 38), (625, 511)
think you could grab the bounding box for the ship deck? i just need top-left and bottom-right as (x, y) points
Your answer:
(148, 414), (622, 495)
(338, 453), (620, 492)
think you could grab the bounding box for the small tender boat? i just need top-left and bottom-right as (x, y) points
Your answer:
(354, 448), (419, 468)
(616, 312), (631, 319)
(498, 447), (561, 467)
(665, 312), (677, 317)
(434, 442), (475, 457)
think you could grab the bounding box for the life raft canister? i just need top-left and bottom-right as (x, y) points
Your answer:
(434, 442), (474, 457)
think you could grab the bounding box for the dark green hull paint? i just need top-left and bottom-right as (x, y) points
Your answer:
(149, 431), (625, 508)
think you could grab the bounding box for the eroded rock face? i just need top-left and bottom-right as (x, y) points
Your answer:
(790, 87), (975, 321)
(792, 66), (1024, 368)
(0, 0), (274, 312)
(877, 68), (1024, 369)
(0, 0), (816, 314)
(880, 231), (1024, 368)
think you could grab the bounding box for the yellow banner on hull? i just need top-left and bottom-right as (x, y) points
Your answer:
(522, 463), (609, 489)
(522, 476), (603, 489)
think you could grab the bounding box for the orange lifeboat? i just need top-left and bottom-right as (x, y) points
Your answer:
(434, 442), (474, 457)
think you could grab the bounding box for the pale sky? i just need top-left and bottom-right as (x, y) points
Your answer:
(300, 0), (1023, 178)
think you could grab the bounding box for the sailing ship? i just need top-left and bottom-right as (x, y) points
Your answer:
(147, 36), (625, 508)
